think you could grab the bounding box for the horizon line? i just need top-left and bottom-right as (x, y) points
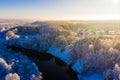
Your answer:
(1, 18), (120, 21)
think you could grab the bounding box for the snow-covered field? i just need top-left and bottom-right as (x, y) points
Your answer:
(1, 21), (120, 80)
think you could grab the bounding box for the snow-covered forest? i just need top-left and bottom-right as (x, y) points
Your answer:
(0, 21), (120, 80)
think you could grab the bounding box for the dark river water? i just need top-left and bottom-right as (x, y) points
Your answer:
(7, 46), (78, 80)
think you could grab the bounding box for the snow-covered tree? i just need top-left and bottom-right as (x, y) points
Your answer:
(6, 31), (20, 40)
(5, 73), (20, 80)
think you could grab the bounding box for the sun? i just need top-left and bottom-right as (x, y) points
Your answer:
(113, 0), (119, 3)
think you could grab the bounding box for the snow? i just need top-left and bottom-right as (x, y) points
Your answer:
(83, 74), (104, 80)
(77, 74), (104, 80)
(0, 58), (11, 71)
(72, 60), (84, 74)
(47, 45), (75, 65)
(1, 21), (120, 80)
(47, 46), (61, 56)
(0, 41), (41, 80)
(5, 73), (20, 80)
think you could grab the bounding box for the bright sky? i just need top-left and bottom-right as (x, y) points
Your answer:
(0, 0), (120, 20)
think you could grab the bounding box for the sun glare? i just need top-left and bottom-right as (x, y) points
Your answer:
(113, 0), (119, 4)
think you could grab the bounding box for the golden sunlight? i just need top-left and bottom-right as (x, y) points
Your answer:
(113, 0), (119, 4)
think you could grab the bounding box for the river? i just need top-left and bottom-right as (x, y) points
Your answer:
(7, 46), (78, 80)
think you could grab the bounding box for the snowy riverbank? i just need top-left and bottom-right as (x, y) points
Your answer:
(0, 42), (42, 80)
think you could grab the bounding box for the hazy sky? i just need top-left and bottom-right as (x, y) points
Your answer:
(0, 0), (120, 20)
